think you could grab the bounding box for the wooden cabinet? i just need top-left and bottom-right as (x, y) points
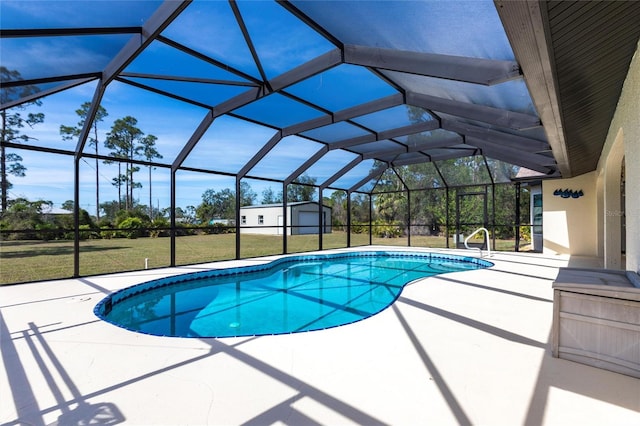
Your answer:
(552, 268), (640, 378)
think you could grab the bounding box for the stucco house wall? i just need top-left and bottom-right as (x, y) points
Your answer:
(542, 172), (598, 256)
(543, 40), (639, 273)
(597, 40), (640, 273)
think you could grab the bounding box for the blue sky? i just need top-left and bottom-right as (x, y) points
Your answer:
(7, 79), (360, 212)
(1, 0), (357, 212)
(1, 0), (524, 213)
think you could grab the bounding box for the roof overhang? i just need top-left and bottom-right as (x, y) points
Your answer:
(496, 0), (640, 178)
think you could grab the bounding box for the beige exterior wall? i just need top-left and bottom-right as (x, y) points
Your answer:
(597, 40), (640, 273)
(542, 172), (598, 256)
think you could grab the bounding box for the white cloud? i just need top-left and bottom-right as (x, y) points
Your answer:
(3, 36), (125, 80)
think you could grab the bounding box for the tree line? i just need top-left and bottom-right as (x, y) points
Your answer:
(2, 67), (529, 242)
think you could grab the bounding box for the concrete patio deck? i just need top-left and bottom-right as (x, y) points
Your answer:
(1, 247), (638, 425)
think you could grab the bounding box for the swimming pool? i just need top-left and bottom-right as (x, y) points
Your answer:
(95, 251), (492, 338)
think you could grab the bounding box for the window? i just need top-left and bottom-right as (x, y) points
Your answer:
(258, 215), (264, 225)
(241, 215), (246, 225)
(532, 194), (542, 235)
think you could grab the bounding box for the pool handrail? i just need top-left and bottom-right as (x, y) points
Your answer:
(464, 227), (491, 258)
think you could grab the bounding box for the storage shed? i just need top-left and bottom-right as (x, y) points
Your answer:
(240, 202), (332, 235)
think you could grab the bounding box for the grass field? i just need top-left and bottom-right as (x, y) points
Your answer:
(0, 232), (528, 285)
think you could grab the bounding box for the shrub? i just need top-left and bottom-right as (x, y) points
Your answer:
(117, 217), (145, 239)
(115, 209), (150, 227)
(175, 224), (196, 236)
(100, 227), (117, 239)
(371, 220), (403, 238)
(204, 222), (235, 234)
(351, 222), (369, 234)
(34, 223), (58, 241)
(79, 224), (101, 240)
(519, 225), (532, 242)
(97, 218), (113, 228)
(150, 217), (170, 238)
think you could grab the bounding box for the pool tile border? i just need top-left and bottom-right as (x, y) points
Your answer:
(94, 251), (493, 337)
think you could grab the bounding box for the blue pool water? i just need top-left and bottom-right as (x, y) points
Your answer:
(95, 251), (492, 338)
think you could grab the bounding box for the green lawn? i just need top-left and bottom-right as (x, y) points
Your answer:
(0, 232), (529, 285)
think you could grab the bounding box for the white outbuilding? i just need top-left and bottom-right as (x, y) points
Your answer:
(239, 201), (332, 235)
